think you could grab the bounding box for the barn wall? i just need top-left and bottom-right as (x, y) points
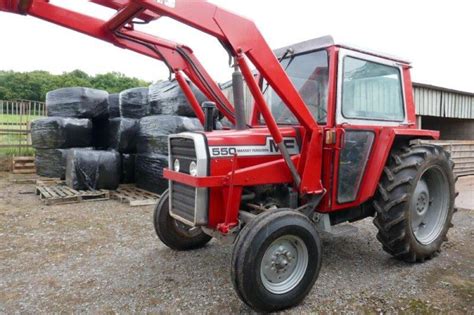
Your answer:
(422, 116), (474, 140)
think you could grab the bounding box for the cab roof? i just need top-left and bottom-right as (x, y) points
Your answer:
(273, 35), (411, 65)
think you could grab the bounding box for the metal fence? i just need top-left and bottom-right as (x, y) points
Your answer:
(0, 100), (46, 156)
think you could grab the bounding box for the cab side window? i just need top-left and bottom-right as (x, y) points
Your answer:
(342, 57), (404, 121)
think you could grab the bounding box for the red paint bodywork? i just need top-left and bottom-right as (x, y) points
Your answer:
(0, 0), (439, 232)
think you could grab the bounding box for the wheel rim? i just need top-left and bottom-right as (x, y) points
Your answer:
(410, 166), (450, 245)
(260, 235), (308, 295)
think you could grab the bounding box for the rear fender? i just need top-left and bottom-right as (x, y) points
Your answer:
(360, 128), (439, 203)
(323, 127), (439, 212)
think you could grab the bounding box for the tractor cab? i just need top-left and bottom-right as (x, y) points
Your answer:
(261, 35), (410, 128)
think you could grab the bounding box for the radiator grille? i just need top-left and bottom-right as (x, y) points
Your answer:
(171, 182), (196, 224)
(169, 137), (198, 225)
(170, 137), (196, 175)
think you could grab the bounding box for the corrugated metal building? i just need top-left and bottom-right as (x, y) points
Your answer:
(221, 81), (474, 141)
(413, 83), (474, 140)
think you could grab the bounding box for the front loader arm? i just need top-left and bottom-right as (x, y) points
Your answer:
(1, 0), (324, 194)
(0, 0), (236, 125)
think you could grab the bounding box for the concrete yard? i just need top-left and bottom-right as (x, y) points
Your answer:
(0, 172), (473, 313)
(457, 176), (474, 211)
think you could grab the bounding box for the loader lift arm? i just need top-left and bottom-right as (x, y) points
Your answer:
(0, 0), (324, 194)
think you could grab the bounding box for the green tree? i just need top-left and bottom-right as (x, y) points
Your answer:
(0, 70), (151, 101)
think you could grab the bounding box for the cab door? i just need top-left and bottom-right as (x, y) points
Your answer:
(330, 49), (408, 210)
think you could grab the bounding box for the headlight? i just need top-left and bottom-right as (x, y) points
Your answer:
(173, 159), (180, 172)
(189, 161), (198, 176)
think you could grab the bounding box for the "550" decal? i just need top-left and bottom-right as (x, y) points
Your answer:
(209, 137), (299, 157)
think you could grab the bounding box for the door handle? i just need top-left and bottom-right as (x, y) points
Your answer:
(337, 128), (346, 150)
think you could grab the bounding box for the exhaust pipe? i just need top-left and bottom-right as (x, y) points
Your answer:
(232, 59), (247, 130)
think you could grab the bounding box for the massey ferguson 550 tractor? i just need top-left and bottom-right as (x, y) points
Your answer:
(1, 0), (457, 311)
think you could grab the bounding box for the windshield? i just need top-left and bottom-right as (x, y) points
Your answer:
(262, 50), (329, 124)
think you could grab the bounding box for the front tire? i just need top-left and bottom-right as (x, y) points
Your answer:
(153, 189), (211, 250)
(373, 144), (456, 262)
(231, 210), (322, 312)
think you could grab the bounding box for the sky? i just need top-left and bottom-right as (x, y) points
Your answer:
(0, 0), (473, 93)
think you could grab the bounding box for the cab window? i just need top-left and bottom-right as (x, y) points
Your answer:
(263, 50), (329, 124)
(342, 57), (404, 121)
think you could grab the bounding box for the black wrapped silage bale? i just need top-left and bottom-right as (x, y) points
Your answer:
(35, 147), (93, 179)
(121, 153), (136, 184)
(35, 148), (67, 178)
(137, 115), (202, 155)
(65, 149), (121, 190)
(149, 79), (208, 117)
(119, 87), (150, 119)
(135, 153), (168, 194)
(31, 117), (92, 149)
(46, 87), (109, 119)
(108, 93), (120, 118)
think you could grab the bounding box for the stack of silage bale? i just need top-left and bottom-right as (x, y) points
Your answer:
(32, 87), (108, 179)
(61, 87), (148, 190)
(33, 87), (122, 190)
(32, 79), (207, 194)
(109, 88), (147, 183)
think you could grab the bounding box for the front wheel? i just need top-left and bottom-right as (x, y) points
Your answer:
(153, 189), (211, 250)
(231, 210), (322, 312)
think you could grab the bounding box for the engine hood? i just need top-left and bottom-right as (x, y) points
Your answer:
(203, 127), (301, 158)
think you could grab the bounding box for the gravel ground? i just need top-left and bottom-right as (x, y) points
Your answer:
(0, 172), (473, 313)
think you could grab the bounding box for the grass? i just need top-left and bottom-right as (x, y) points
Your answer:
(0, 114), (42, 124)
(0, 114), (43, 157)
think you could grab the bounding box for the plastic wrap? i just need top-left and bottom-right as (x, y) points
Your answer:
(149, 80), (208, 117)
(35, 148), (67, 179)
(137, 115), (202, 155)
(135, 153), (168, 194)
(108, 118), (138, 153)
(108, 93), (120, 118)
(31, 117), (92, 149)
(121, 153), (136, 184)
(119, 87), (150, 119)
(46, 87), (109, 119)
(35, 147), (93, 179)
(66, 149), (121, 190)
(92, 118), (138, 152)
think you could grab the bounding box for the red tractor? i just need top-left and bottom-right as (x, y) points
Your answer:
(1, 1), (457, 312)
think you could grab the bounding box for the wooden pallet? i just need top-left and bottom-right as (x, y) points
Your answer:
(36, 183), (110, 205)
(12, 156), (36, 174)
(36, 178), (62, 186)
(111, 184), (160, 207)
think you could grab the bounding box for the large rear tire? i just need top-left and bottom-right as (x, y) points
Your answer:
(373, 144), (456, 262)
(231, 210), (322, 312)
(153, 189), (211, 250)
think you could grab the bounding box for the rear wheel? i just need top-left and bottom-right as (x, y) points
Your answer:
(373, 144), (456, 262)
(231, 210), (322, 312)
(153, 189), (211, 250)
